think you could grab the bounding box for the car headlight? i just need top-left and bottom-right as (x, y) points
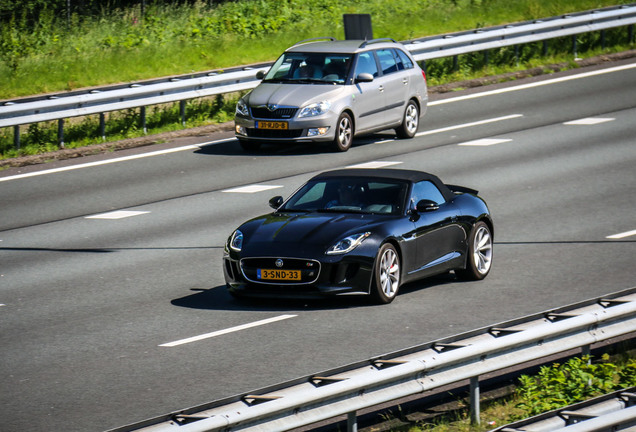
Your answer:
(229, 230), (244, 252)
(298, 101), (331, 118)
(326, 232), (370, 255)
(235, 99), (249, 117)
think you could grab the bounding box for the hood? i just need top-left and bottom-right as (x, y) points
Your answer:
(241, 212), (382, 251)
(247, 83), (345, 108)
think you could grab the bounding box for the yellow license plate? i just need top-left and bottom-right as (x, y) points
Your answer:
(256, 121), (288, 130)
(258, 269), (301, 281)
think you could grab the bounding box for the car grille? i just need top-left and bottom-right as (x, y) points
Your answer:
(246, 128), (303, 139)
(241, 257), (320, 284)
(250, 107), (298, 119)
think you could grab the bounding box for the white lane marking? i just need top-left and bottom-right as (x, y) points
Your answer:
(222, 184), (283, 193)
(429, 63), (636, 106)
(160, 314), (297, 347)
(0, 138), (235, 183)
(458, 138), (512, 146)
(416, 114), (523, 137)
(85, 210), (150, 219)
(607, 230), (636, 239)
(564, 117), (615, 125)
(347, 161), (403, 169)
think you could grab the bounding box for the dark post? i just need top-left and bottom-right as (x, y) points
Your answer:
(343, 14), (373, 40)
(58, 119), (65, 148)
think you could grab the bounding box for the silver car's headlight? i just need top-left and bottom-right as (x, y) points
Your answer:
(326, 232), (370, 255)
(298, 101), (331, 118)
(235, 99), (249, 117)
(229, 230), (244, 252)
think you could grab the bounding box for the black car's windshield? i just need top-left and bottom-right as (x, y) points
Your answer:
(263, 52), (353, 84)
(280, 178), (408, 215)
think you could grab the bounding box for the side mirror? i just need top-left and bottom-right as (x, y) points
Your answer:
(269, 196), (284, 210)
(355, 72), (374, 83)
(416, 199), (439, 213)
(256, 70), (266, 80)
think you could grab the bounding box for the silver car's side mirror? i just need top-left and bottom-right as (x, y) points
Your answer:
(256, 70), (266, 80)
(355, 73), (374, 83)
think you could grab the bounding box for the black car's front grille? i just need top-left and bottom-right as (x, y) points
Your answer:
(241, 257), (320, 284)
(246, 128), (303, 139)
(250, 107), (298, 119)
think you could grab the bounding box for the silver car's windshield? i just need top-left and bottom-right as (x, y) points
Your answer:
(263, 52), (353, 85)
(280, 178), (408, 215)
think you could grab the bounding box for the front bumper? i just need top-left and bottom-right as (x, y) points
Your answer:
(223, 253), (374, 299)
(234, 113), (339, 143)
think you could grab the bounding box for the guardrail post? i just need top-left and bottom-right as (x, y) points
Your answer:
(13, 125), (20, 150)
(347, 411), (357, 432)
(141, 106), (147, 134)
(100, 113), (106, 141)
(629, 24), (634, 44)
(470, 376), (481, 426)
(180, 100), (186, 127)
(58, 119), (65, 148)
(572, 35), (579, 59)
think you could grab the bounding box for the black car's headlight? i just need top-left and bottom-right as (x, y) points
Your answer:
(235, 99), (249, 117)
(326, 232), (370, 255)
(229, 230), (244, 252)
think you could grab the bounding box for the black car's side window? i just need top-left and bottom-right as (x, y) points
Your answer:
(410, 181), (446, 206)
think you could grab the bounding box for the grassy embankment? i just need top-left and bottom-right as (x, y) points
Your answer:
(0, 0), (634, 159)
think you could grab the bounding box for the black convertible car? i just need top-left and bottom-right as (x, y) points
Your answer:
(223, 169), (493, 304)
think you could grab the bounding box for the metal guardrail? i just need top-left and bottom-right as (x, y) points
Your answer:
(494, 387), (636, 432)
(1, 4), (636, 147)
(110, 286), (636, 432)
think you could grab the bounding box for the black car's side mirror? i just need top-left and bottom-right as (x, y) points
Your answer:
(269, 196), (284, 209)
(355, 73), (374, 83)
(416, 199), (439, 213)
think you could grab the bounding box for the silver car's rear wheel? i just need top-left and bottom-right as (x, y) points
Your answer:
(372, 243), (400, 304)
(395, 100), (419, 138)
(332, 112), (353, 152)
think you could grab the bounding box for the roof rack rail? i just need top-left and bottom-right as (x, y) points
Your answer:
(359, 38), (397, 48)
(292, 37), (337, 47)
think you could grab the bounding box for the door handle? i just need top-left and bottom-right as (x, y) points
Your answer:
(378, 85), (384, 92)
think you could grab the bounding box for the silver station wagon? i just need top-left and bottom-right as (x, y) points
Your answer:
(234, 37), (428, 152)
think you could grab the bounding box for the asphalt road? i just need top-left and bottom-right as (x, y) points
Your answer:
(1, 58), (635, 432)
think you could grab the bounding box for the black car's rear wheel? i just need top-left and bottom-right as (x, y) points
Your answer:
(372, 243), (400, 304)
(456, 221), (493, 280)
(395, 100), (419, 139)
(332, 112), (353, 152)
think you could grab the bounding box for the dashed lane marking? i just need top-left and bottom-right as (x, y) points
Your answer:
(607, 230), (636, 239)
(564, 117), (615, 126)
(458, 138), (513, 146)
(222, 184), (283, 193)
(346, 161), (403, 169)
(85, 210), (150, 219)
(159, 314), (297, 347)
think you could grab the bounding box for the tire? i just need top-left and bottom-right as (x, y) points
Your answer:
(371, 243), (401, 304)
(239, 139), (261, 151)
(395, 100), (419, 139)
(332, 112), (353, 152)
(456, 221), (493, 281)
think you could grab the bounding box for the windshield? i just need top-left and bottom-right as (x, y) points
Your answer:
(280, 178), (408, 215)
(263, 52), (353, 84)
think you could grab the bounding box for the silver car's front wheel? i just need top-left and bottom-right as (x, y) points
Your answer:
(332, 112), (353, 152)
(372, 243), (400, 304)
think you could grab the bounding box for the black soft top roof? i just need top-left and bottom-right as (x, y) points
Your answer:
(311, 169), (455, 202)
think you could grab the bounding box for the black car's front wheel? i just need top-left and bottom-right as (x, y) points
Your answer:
(372, 243), (401, 304)
(395, 100), (419, 139)
(456, 221), (493, 280)
(332, 112), (353, 152)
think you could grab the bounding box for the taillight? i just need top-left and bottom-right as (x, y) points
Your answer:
(422, 70), (427, 83)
